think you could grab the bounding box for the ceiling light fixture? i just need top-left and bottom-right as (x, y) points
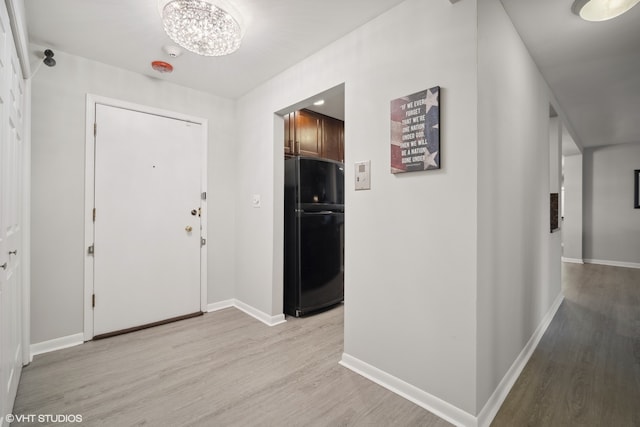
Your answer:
(158, 0), (244, 56)
(572, 0), (640, 21)
(313, 100), (325, 106)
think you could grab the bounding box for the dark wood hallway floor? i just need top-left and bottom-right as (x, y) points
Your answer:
(492, 262), (640, 426)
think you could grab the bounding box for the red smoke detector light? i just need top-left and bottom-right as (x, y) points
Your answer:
(151, 61), (173, 73)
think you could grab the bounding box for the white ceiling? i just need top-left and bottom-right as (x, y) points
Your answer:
(24, 0), (640, 151)
(500, 0), (640, 151)
(24, 0), (406, 99)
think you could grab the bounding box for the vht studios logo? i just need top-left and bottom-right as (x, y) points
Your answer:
(4, 413), (83, 423)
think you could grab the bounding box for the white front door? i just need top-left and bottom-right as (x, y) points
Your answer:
(92, 103), (204, 337)
(0, 1), (24, 423)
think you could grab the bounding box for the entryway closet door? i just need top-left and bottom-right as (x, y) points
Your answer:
(0, 1), (24, 423)
(93, 104), (203, 337)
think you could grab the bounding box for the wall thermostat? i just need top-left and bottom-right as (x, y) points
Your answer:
(355, 160), (371, 190)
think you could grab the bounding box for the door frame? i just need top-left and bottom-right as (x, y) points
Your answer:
(83, 95), (208, 341)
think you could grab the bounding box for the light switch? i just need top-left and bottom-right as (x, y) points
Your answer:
(355, 160), (371, 190)
(252, 194), (261, 208)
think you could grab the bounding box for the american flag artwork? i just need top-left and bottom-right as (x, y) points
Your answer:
(390, 86), (440, 173)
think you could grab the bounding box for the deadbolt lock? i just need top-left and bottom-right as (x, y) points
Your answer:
(185, 225), (193, 232)
(190, 208), (202, 217)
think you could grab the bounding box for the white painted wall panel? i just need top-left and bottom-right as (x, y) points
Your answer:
(476, 0), (563, 413)
(583, 143), (640, 265)
(563, 153), (583, 261)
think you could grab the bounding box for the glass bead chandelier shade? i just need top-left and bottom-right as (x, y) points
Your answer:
(160, 0), (243, 56)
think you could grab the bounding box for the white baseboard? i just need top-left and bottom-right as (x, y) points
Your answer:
(476, 292), (564, 427)
(339, 353), (476, 427)
(30, 333), (84, 358)
(233, 299), (286, 327)
(340, 292), (565, 427)
(561, 257), (584, 264)
(584, 259), (640, 269)
(207, 299), (235, 312)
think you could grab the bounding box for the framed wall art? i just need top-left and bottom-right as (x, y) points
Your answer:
(550, 192), (559, 232)
(390, 86), (440, 174)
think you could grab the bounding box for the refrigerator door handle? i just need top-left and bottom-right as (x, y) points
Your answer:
(299, 210), (337, 215)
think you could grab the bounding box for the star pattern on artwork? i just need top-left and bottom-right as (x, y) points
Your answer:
(423, 150), (439, 170)
(424, 89), (439, 114)
(432, 124), (439, 129)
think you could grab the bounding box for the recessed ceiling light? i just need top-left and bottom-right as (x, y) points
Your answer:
(313, 100), (325, 106)
(572, 0), (640, 21)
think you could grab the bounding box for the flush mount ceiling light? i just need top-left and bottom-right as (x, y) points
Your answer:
(158, 0), (244, 56)
(572, 0), (640, 21)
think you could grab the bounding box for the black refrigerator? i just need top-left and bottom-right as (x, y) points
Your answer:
(284, 156), (344, 317)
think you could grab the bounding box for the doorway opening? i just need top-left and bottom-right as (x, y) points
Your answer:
(278, 84), (346, 319)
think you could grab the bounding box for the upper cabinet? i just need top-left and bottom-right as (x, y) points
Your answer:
(284, 109), (344, 162)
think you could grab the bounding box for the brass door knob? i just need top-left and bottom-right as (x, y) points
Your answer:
(185, 225), (193, 232)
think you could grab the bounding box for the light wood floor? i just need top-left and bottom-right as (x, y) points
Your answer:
(492, 263), (640, 426)
(12, 304), (450, 427)
(13, 262), (640, 426)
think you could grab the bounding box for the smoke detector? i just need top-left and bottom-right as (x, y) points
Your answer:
(163, 45), (182, 58)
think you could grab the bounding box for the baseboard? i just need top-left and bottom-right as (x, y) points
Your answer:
(208, 299), (286, 327)
(207, 299), (235, 312)
(339, 293), (565, 427)
(476, 292), (565, 427)
(30, 333), (84, 357)
(233, 299), (287, 327)
(584, 259), (640, 269)
(561, 257), (584, 264)
(339, 353), (476, 427)
(30, 301), (284, 358)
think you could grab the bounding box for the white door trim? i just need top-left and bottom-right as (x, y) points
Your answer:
(21, 78), (30, 364)
(83, 94), (208, 341)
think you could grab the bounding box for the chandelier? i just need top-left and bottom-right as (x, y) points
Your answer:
(159, 0), (244, 56)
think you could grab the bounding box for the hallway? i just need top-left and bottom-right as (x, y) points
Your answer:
(493, 263), (640, 426)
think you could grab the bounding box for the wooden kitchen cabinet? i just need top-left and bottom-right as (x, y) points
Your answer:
(322, 116), (344, 162)
(284, 112), (295, 155)
(295, 110), (322, 157)
(284, 109), (344, 162)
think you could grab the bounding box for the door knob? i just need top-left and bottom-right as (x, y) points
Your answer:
(185, 225), (193, 232)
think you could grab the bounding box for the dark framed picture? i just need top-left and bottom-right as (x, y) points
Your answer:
(390, 86), (440, 174)
(550, 193), (559, 232)
(635, 169), (639, 209)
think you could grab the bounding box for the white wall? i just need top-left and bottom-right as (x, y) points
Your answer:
(235, 0), (479, 415)
(583, 143), (640, 266)
(30, 48), (236, 344)
(476, 0), (562, 414)
(562, 154), (583, 261)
